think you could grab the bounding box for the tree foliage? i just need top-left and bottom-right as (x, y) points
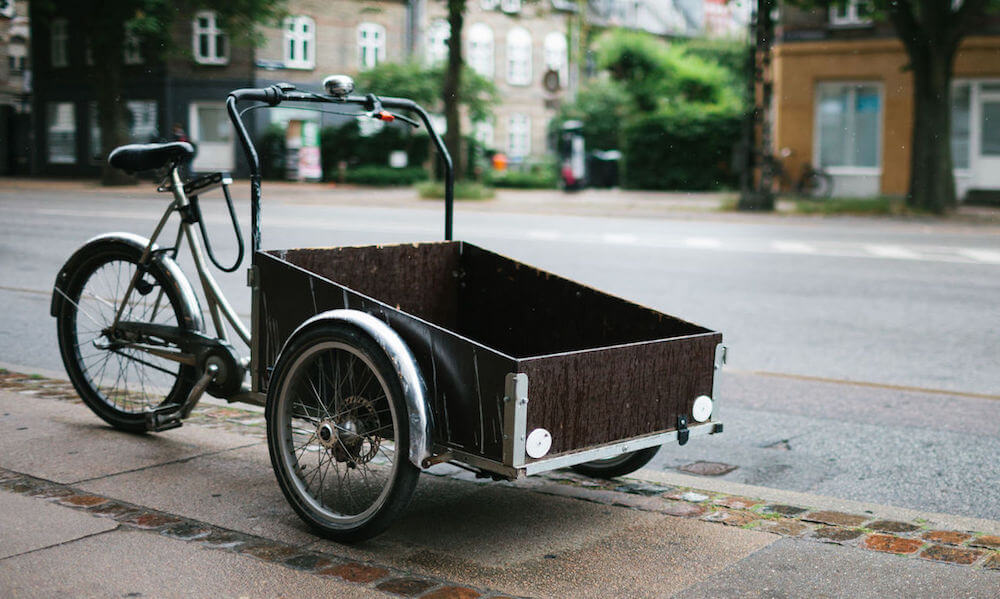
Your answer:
(354, 61), (498, 124)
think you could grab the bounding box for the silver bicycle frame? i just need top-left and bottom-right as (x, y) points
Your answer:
(112, 166), (250, 352)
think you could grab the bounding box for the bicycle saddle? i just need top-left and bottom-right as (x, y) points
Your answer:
(108, 142), (195, 173)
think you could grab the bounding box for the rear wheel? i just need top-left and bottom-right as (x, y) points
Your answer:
(266, 323), (419, 543)
(570, 446), (661, 479)
(55, 243), (197, 432)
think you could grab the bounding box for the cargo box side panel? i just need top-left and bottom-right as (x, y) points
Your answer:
(274, 243), (462, 332)
(517, 333), (722, 455)
(458, 244), (711, 358)
(255, 250), (514, 462)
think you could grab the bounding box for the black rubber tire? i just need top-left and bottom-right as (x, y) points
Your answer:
(570, 446), (661, 479)
(55, 242), (197, 432)
(265, 322), (420, 543)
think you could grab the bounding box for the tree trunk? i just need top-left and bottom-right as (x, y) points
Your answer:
(906, 47), (957, 213)
(443, 0), (465, 181)
(90, 13), (135, 186)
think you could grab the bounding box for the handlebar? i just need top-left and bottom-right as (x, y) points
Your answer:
(227, 84), (455, 251)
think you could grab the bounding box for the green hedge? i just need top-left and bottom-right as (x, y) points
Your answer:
(622, 107), (742, 190)
(486, 169), (558, 189)
(321, 120), (430, 180)
(416, 181), (495, 200)
(342, 166), (429, 186)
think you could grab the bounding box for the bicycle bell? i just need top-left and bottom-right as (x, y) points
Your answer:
(323, 75), (355, 98)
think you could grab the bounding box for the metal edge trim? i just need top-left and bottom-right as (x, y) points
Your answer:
(522, 424), (717, 476)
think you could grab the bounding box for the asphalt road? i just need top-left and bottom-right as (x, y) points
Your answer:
(1, 183), (998, 519)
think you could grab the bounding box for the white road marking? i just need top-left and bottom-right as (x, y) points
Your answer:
(958, 248), (1000, 264)
(684, 237), (722, 249)
(771, 240), (816, 254)
(602, 233), (638, 245)
(864, 244), (921, 260)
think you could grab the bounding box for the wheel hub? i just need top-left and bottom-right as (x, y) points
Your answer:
(317, 396), (381, 465)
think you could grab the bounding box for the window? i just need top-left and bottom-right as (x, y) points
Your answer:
(284, 16), (315, 69)
(51, 18), (68, 67)
(507, 113), (530, 158)
(467, 23), (493, 79)
(952, 82), (971, 170)
(124, 29), (143, 65)
(47, 102), (76, 164)
(501, 0), (522, 14)
(543, 32), (568, 88)
(815, 83), (881, 169)
(89, 101), (159, 162)
(829, 1), (872, 27)
(481, 0), (499, 9)
(357, 22), (386, 70)
(426, 19), (450, 66)
(193, 11), (228, 65)
(506, 28), (532, 86)
(474, 120), (494, 148)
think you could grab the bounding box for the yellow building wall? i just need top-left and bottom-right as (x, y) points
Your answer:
(772, 36), (1000, 196)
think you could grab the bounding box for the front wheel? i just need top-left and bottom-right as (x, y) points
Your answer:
(570, 446), (661, 479)
(266, 322), (419, 543)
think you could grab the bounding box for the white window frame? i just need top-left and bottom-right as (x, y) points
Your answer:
(467, 23), (494, 79)
(481, 0), (499, 10)
(47, 102), (76, 164)
(829, 1), (872, 27)
(426, 19), (450, 66)
(506, 27), (532, 87)
(123, 29), (143, 65)
(501, 0), (522, 14)
(543, 32), (568, 88)
(51, 18), (68, 67)
(357, 22), (386, 70)
(813, 81), (883, 175)
(507, 113), (531, 158)
(193, 10), (229, 65)
(283, 15), (315, 70)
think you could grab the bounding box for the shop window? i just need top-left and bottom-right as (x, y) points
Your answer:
(952, 82), (971, 170)
(815, 82), (881, 169)
(829, 1), (872, 27)
(51, 18), (68, 67)
(89, 101), (159, 163)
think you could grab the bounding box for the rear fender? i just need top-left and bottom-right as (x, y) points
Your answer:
(277, 309), (432, 470)
(50, 232), (204, 333)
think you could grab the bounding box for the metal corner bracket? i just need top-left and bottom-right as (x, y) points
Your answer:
(502, 373), (529, 468)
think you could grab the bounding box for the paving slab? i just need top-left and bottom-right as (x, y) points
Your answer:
(0, 527), (390, 599)
(78, 443), (318, 545)
(0, 392), (259, 484)
(678, 537), (1000, 599)
(0, 490), (118, 559)
(308, 481), (777, 599)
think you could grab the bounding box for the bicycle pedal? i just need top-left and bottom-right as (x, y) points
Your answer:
(145, 404), (184, 432)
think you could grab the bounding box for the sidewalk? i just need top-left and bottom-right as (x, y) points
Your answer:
(1, 371), (998, 598)
(5, 176), (999, 226)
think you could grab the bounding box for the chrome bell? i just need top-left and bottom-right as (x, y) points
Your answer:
(323, 75), (355, 98)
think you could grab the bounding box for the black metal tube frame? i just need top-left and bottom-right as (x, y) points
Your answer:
(225, 86), (455, 251)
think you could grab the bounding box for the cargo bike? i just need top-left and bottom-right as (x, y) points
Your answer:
(51, 77), (727, 542)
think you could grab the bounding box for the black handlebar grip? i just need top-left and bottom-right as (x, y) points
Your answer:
(229, 87), (282, 106)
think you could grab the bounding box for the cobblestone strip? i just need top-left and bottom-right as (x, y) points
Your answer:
(3, 369), (999, 573)
(0, 468), (512, 599)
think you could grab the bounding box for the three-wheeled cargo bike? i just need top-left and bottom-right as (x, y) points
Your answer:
(51, 76), (726, 542)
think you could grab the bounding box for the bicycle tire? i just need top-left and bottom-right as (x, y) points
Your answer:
(55, 240), (198, 432)
(266, 322), (420, 543)
(570, 446), (661, 479)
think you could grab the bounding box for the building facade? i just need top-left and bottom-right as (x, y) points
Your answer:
(773, 1), (1000, 198)
(1, 0), (30, 174)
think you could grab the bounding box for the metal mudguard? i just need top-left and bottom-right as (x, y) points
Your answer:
(50, 232), (204, 333)
(276, 309), (433, 470)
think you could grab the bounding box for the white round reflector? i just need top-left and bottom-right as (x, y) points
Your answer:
(525, 428), (553, 459)
(692, 395), (713, 423)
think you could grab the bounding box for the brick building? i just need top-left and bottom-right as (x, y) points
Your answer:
(1, 0), (30, 174)
(773, 1), (1000, 199)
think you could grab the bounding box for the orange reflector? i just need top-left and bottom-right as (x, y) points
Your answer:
(378, 111), (395, 122)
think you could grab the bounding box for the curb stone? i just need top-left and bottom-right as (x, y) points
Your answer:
(2, 368), (1000, 573)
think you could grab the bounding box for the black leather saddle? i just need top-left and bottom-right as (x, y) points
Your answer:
(108, 142), (195, 172)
